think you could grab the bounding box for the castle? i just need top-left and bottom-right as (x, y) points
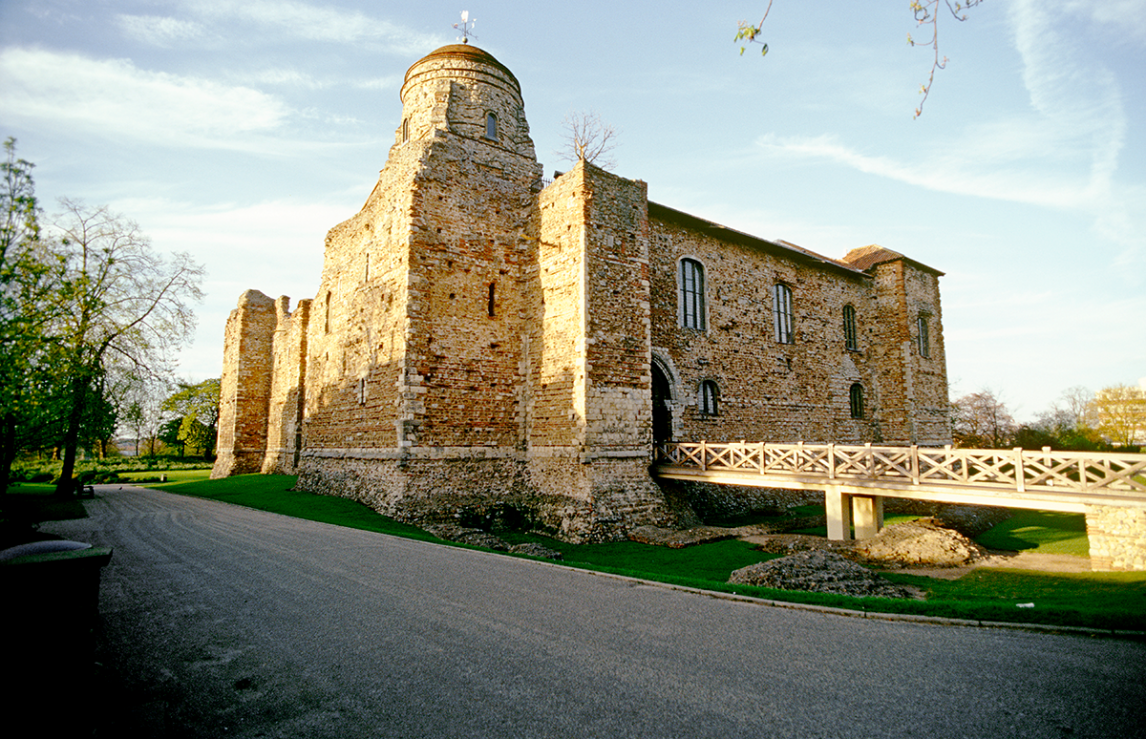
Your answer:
(211, 44), (951, 541)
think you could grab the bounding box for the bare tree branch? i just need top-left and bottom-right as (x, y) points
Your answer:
(559, 111), (618, 170)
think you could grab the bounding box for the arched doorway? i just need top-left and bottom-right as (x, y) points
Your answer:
(651, 361), (673, 448)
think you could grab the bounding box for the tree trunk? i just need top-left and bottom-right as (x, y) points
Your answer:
(0, 413), (17, 497)
(54, 376), (86, 497)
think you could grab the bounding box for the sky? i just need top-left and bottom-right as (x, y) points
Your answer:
(1, 0), (1143, 423)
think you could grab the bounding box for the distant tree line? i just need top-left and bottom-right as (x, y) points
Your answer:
(952, 384), (1146, 452)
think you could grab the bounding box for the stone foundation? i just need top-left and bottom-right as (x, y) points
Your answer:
(1085, 505), (1146, 571)
(296, 452), (680, 543)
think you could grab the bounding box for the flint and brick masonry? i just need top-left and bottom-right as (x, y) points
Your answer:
(212, 44), (951, 541)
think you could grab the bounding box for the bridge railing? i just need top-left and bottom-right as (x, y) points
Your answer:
(655, 442), (1146, 495)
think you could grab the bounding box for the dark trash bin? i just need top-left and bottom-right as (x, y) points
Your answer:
(0, 540), (113, 732)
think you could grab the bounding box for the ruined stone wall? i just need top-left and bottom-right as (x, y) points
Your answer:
(211, 290), (277, 478)
(648, 210), (882, 444)
(261, 296), (310, 474)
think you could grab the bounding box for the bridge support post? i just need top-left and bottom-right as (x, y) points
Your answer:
(853, 495), (884, 540)
(825, 486), (853, 541)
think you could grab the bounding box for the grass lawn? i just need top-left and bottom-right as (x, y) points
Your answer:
(118, 469), (213, 485)
(976, 511), (1089, 556)
(143, 475), (1146, 632)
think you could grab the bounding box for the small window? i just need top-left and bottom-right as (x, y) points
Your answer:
(401, 118), (409, 143)
(679, 258), (706, 330)
(849, 383), (864, 419)
(917, 314), (931, 358)
(357, 377), (367, 406)
(699, 380), (719, 416)
(773, 284), (794, 344)
(487, 283), (496, 317)
(485, 112), (498, 140)
(324, 290), (332, 334)
(843, 304), (858, 351)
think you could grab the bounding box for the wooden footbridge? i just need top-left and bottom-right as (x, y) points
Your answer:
(653, 442), (1146, 547)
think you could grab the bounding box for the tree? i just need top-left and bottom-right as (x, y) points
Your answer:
(0, 138), (61, 495)
(951, 388), (1015, 448)
(737, 1), (984, 117)
(47, 199), (204, 494)
(120, 374), (170, 457)
(1092, 383), (1146, 449)
(161, 378), (221, 458)
(559, 111), (618, 171)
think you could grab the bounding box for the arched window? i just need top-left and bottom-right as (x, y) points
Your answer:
(917, 314), (931, 358)
(485, 112), (498, 140)
(401, 118), (409, 143)
(699, 380), (719, 416)
(843, 304), (858, 351)
(849, 383), (864, 419)
(679, 258), (706, 330)
(773, 283), (794, 344)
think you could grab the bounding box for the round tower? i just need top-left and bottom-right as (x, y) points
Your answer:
(395, 44), (538, 164)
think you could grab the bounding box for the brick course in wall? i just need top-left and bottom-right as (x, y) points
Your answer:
(213, 44), (951, 540)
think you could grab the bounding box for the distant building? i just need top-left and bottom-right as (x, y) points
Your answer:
(212, 44), (951, 541)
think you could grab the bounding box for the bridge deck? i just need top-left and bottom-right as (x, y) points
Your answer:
(653, 442), (1146, 542)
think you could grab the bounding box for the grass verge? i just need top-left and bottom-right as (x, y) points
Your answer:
(128, 476), (1146, 632)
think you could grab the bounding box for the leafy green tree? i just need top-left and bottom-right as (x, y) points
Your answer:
(47, 199), (205, 494)
(161, 378), (220, 458)
(0, 138), (61, 494)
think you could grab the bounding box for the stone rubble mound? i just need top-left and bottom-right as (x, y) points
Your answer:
(729, 550), (922, 599)
(420, 524), (562, 560)
(628, 525), (737, 548)
(506, 542), (564, 560)
(852, 519), (988, 568)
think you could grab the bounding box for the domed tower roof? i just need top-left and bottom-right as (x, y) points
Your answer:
(394, 43), (537, 164)
(400, 44), (521, 102)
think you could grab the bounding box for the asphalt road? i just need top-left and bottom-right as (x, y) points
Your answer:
(38, 485), (1146, 738)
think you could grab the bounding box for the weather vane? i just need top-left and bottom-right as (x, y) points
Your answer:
(453, 10), (477, 44)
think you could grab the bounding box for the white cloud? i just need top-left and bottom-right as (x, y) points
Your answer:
(1062, 0), (1146, 44)
(752, 133), (1086, 209)
(186, 0), (444, 53)
(117, 14), (208, 47)
(0, 47), (289, 149)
